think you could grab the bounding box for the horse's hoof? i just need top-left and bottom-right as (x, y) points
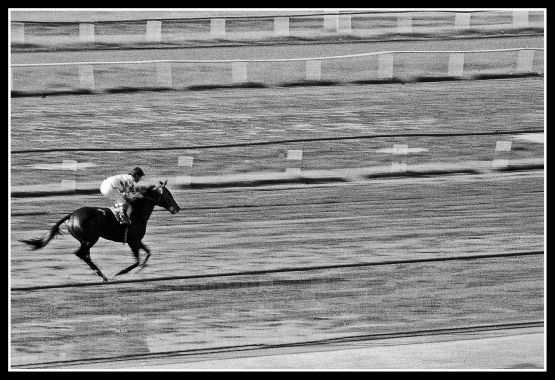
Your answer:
(137, 264), (147, 273)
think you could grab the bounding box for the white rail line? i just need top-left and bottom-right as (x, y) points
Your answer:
(10, 48), (544, 67)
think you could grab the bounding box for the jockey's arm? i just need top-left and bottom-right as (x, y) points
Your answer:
(126, 191), (143, 200)
(111, 185), (125, 196)
(124, 182), (143, 200)
(110, 183), (141, 200)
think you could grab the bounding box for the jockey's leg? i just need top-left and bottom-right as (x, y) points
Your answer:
(106, 189), (130, 225)
(102, 187), (128, 225)
(125, 202), (134, 218)
(111, 202), (125, 224)
(121, 202), (132, 225)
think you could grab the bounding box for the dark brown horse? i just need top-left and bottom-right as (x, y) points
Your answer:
(20, 181), (180, 282)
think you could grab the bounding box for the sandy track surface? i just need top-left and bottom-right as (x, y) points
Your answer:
(10, 48), (544, 368)
(11, 36), (544, 95)
(10, 78), (544, 187)
(11, 172), (544, 287)
(11, 249), (543, 368)
(11, 36), (544, 64)
(84, 328), (543, 370)
(10, 170), (544, 368)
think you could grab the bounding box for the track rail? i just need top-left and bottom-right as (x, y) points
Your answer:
(11, 320), (543, 369)
(11, 10), (506, 25)
(10, 48), (545, 67)
(11, 250), (543, 292)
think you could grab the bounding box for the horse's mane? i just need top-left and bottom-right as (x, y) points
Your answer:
(136, 185), (157, 194)
(129, 185), (159, 202)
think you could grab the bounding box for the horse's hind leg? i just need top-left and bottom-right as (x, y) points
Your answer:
(114, 241), (141, 277)
(75, 242), (108, 282)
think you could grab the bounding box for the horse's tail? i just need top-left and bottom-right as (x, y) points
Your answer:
(20, 213), (71, 250)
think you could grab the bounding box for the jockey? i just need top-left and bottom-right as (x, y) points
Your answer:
(100, 167), (145, 225)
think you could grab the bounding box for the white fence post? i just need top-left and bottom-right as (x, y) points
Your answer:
(78, 65), (95, 90)
(286, 149), (303, 174)
(232, 61), (248, 83)
(61, 160), (78, 192)
(79, 23), (95, 43)
(338, 14), (352, 34)
(454, 13), (471, 31)
(513, 10), (529, 28)
(492, 141), (512, 169)
(391, 144), (408, 173)
(177, 156), (194, 186)
(378, 53), (394, 79)
(146, 20), (162, 42)
(62, 159), (78, 171)
(397, 14), (412, 34)
(210, 18), (226, 39)
(274, 17), (290, 37)
(448, 53), (465, 77)
(178, 156), (194, 167)
(12, 22), (25, 43)
(305, 60), (321, 81)
(324, 14), (339, 32)
(516, 50), (535, 73)
(156, 62), (172, 88)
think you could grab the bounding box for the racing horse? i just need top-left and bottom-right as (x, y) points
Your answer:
(20, 181), (180, 282)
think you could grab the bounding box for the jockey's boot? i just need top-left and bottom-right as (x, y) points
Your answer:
(117, 204), (131, 225)
(120, 212), (131, 225)
(121, 203), (132, 225)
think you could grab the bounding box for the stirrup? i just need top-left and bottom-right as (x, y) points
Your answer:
(123, 225), (128, 245)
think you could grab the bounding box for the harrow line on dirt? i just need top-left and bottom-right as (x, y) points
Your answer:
(10, 129), (543, 154)
(11, 250), (543, 292)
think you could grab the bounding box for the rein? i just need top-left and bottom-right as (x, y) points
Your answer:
(129, 185), (168, 208)
(139, 194), (160, 205)
(135, 186), (164, 206)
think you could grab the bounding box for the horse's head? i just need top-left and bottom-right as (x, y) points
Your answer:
(143, 180), (180, 214)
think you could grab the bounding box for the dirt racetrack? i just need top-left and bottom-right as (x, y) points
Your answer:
(10, 48), (544, 368)
(10, 169), (544, 368)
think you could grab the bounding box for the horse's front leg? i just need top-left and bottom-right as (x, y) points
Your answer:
(139, 242), (151, 268)
(114, 241), (141, 277)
